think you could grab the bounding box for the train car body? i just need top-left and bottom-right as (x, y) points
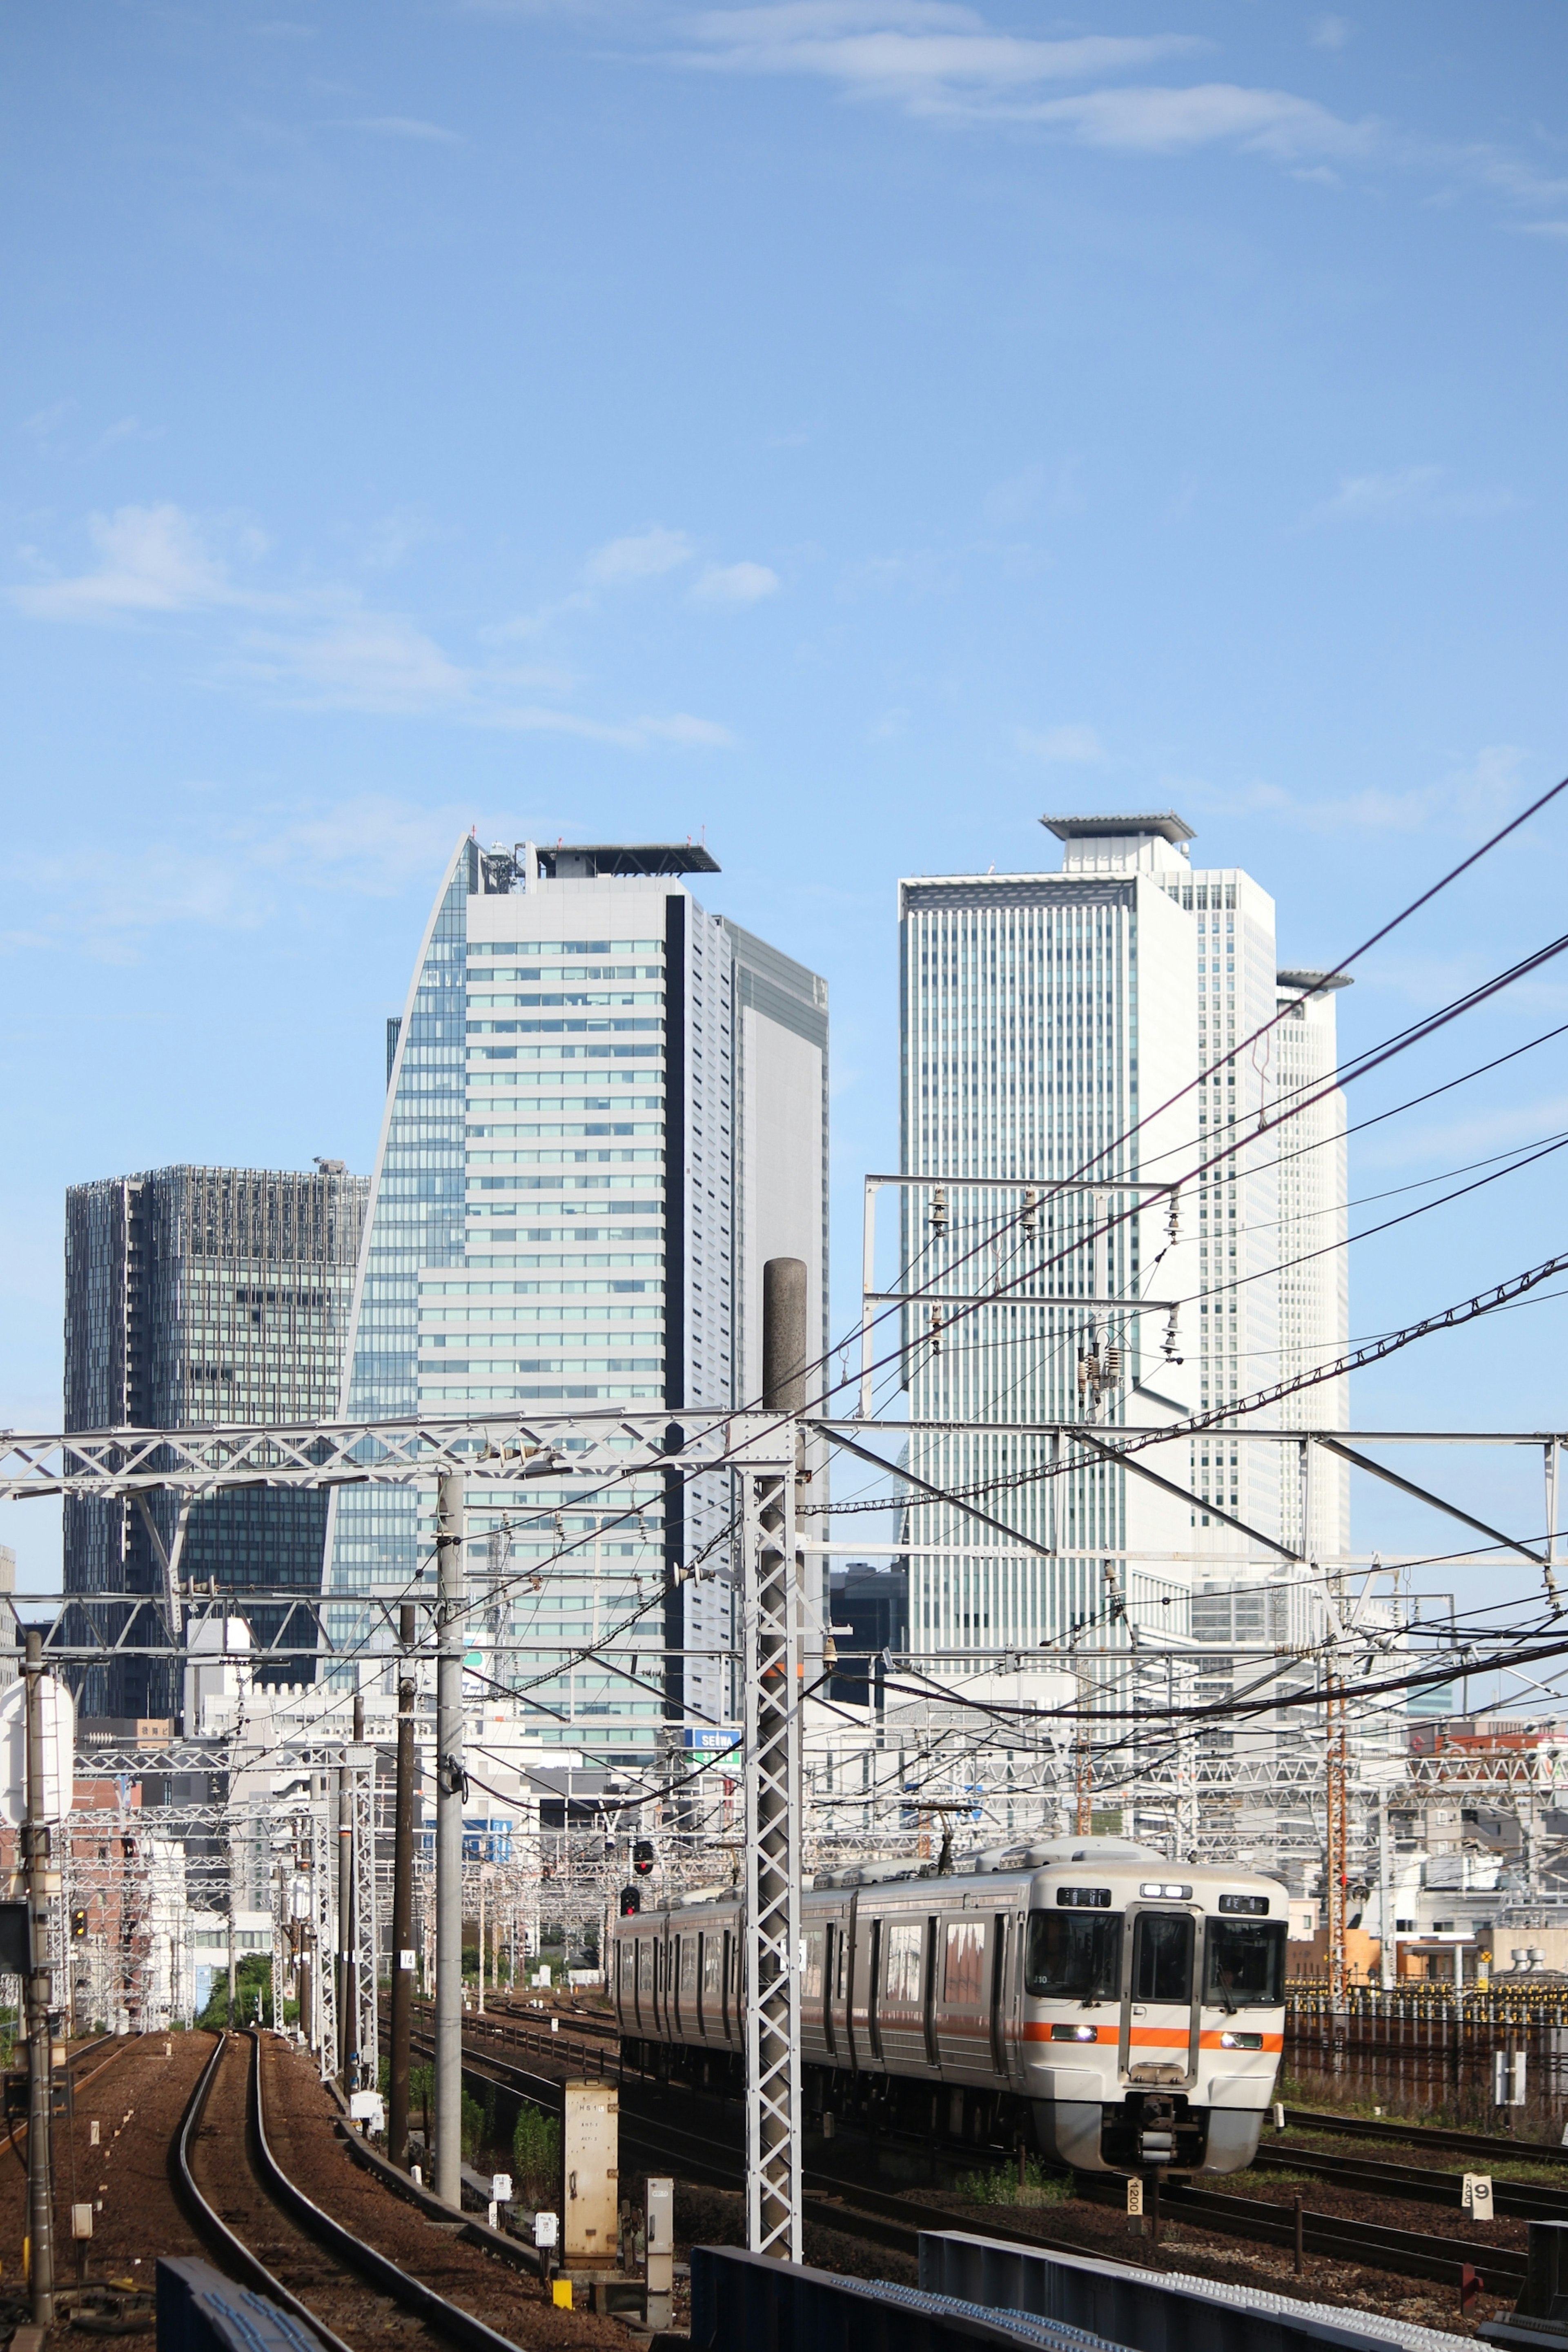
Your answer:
(610, 1836), (1284, 2175)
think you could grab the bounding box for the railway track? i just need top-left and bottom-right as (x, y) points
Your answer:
(432, 2022), (1523, 2298)
(1284, 2105), (1568, 2167)
(1258, 2142), (1568, 2221)
(174, 2031), (531, 2352)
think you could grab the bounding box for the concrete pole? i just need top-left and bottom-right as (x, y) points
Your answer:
(23, 1629), (55, 2325)
(1378, 1791), (1393, 1993)
(434, 1470), (466, 2207)
(390, 1602), (416, 2168)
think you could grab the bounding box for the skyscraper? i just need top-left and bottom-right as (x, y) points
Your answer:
(325, 837), (828, 1766)
(896, 814), (1350, 1676)
(63, 1163), (368, 1719)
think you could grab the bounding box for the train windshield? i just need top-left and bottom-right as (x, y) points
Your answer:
(1205, 1919), (1286, 2009)
(1131, 1911), (1194, 2005)
(1025, 1910), (1122, 2002)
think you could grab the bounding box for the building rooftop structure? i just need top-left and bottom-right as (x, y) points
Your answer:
(1040, 812), (1196, 845)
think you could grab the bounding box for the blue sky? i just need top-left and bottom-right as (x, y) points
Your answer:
(4, 1), (1568, 1659)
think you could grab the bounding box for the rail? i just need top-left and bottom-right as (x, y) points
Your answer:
(174, 2031), (531, 2352)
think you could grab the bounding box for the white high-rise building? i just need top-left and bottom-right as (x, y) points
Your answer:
(897, 814), (1350, 1670)
(325, 837), (828, 1766)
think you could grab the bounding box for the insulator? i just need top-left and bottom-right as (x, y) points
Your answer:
(928, 1306), (943, 1355)
(1022, 1188), (1037, 1242)
(1104, 1346), (1123, 1383)
(930, 1186), (948, 1236)
(1167, 1188), (1181, 1242)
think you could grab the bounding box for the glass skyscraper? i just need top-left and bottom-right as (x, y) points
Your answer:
(63, 1163), (368, 1719)
(325, 837), (828, 1768)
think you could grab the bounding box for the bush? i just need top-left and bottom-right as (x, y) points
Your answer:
(955, 2156), (1073, 2208)
(512, 2104), (561, 2206)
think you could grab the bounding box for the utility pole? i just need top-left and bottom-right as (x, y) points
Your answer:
(434, 1470), (466, 2209)
(390, 1604), (416, 2168)
(23, 1629), (56, 2325)
(747, 1258), (805, 2262)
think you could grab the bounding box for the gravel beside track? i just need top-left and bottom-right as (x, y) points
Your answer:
(254, 2035), (630, 2352)
(0, 2029), (210, 2312)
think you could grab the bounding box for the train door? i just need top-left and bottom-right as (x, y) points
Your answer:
(935, 1913), (987, 2074)
(1119, 1904), (1200, 2087)
(636, 1932), (655, 2034)
(878, 1910), (932, 2073)
(822, 1924), (836, 2060)
(860, 1916), (884, 2064)
(721, 1928), (732, 2044)
(838, 1896), (858, 2070)
(988, 1913), (1012, 2078)
(678, 1932), (699, 2042)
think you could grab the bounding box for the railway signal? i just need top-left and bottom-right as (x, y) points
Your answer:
(619, 1886), (641, 1918)
(633, 1840), (655, 1877)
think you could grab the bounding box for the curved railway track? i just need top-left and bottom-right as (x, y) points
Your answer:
(174, 2031), (531, 2352)
(424, 2019), (1523, 2296)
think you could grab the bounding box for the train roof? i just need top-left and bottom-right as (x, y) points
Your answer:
(626, 1836), (1285, 1915)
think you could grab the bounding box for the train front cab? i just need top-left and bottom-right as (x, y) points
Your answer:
(1024, 1871), (1285, 2175)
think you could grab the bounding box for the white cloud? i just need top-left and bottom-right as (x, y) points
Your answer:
(484, 704), (735, 748)
(1310, 464), (1520, 523)
(684, 5), (1202, 109)
(1311, 14), (1352, 49)
(11, 505), (735, 747)
(240, 612), (471, 713)
(12, 503), (243, 619)
(1016, 722), (1106, 764)
(582, 525), (695, 584)
(328, 115), (461, 142)
(690, 559), (780, 605)
(1022, 82), (1370, 158)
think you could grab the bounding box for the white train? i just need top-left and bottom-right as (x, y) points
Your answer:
(610, 1836), (1285, 2175)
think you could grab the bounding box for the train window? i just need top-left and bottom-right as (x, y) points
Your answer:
(1026, 1910), (1121, 2002)
(804, 1930), (826, 2000)
(680, 1937), (698, 1997)
(835, 1930), (848, 2000)
(703, 1936), (723, 1998)
(1056, 1887), (1111, 1908)
(1205, 1918), (1286, 2009)
(1218, 1894), (1269, 1916)
(942, 1920), (986, 2006)
(1132, 1912), (1194, 2005)
(885, 1920), (924, 2003)
(638, 1940), (654, 1996)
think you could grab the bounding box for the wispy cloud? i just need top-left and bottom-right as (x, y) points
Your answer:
(583, 525), (695, 584)
(1308, 464), (1520, 524)
(1023, 82), (1370, 158)
(684, 4), (1202, 110)
(1016, 722), (1105, 764)
(326, 114), (461, 142)
(238, 612), (472, 713)
(482, 704), (736, 748)
(1310, 14), (1352, 49)
(690, 559), (779, 604)
(2, 795), (470, 963)
(1187, 744), (1531, 838)
(11, 504), (258, 619)
(11, 504), (737, 746)
(679, 2), (1374, 163)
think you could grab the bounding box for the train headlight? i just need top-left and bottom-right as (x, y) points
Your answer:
(1049, 2023), (1099, 2042)
(1219, 2031), (1263, 2050)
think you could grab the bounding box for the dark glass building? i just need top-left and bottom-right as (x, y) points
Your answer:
(63, 1164), (367, 1719)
